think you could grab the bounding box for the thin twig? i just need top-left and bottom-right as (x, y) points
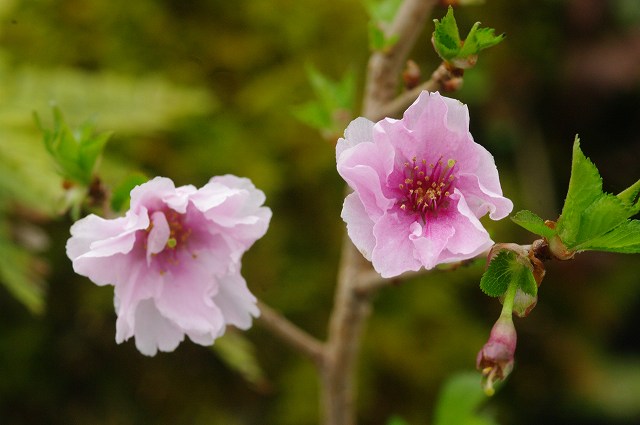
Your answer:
(369, 62), (454, 121)
(256, 300), (326, 367)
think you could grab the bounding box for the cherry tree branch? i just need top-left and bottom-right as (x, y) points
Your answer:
(256, 300), (326, 366)
(363, 0), (439, 118)
(321, 2), (438, 424)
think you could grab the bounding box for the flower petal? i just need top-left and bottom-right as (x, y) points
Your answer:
(130, 299), (185, 356)
(146, 211), (170, 265)
(457, 173), (513, 220)
(371, 213), (422, 277)
(214, 272), (259, 330)
(341, 193), (376, 261)
(336, 117), (375, 159)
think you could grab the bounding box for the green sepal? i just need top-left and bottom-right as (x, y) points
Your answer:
(480, 250), (537, 298)
(36, 106), (111, 186)
(511, 209), (556, 240)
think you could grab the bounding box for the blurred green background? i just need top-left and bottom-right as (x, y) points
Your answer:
(1, 0), (639, 424)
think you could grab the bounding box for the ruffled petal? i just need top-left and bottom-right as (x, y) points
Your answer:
(337, 140), (395, 217)
(457, 174), (513, 220)
(411, 220), (456, 270)
(371, 213), (422, 278)
(214, 272), (259, 330)
(130, 299), (185, 356)
(336, 117), (375, 159)
(341, 193), (376, 261)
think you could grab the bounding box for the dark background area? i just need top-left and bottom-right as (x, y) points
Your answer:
(0, 0), (639, 424)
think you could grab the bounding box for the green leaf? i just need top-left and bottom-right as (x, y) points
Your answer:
(110, 173), (149, 213)
(458, 24), (505, 58)
(480, 250), (512, 297)
(574, 194), (632, 245)
(432, 6), (503, 67)
(433, 6), (462, 61)
(293, 65), (355, 136)
(557, 136), (604, 247)
(433, 371), (497, 425)
(211, 331), (267, 388)
(37, 106), (111, 186)
(575, 220), (640, 253)
(511, 209), (556, 240)
(480, 250), (537, 298)
(617, 178), (640, 215)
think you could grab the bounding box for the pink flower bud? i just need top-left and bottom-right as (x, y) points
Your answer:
(476, 315), (517, 396)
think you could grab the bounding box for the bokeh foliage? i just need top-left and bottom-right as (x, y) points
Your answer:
(0, 0), (639, 424)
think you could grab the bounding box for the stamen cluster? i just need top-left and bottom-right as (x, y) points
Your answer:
(398, 156), (456, 219)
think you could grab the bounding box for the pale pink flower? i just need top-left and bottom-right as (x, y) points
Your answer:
(336, 91), (512, 277)
(66, 175), (271, 356)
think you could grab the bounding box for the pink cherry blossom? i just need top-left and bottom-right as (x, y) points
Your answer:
(336, 91), (513, 277)
(66, 175), (271, 356)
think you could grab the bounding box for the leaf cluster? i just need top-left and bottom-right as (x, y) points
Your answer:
(36, 106), (111, 186)
(512, 137), (640, 255)
(292, 65), (356, 139)
(432, 6), (504, 69)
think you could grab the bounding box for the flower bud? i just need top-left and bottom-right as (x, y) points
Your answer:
(476, 315), (517, 396)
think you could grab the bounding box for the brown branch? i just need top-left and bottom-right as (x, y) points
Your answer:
(369, 62), (457, 122)
(256, 300), (326, 367)
(363, 0), (439, 119)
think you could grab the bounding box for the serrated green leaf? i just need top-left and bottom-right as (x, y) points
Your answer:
(557, 137), (604, 247)
(458, 24), (505, 58)
(433, 371), (497, 425)
(37, 106), (111, 186)
(617, 178), (640, 214)
(511, 209), (556, 240)
(212, 331), (266, 387)
(480, 250), (513, 297)
(110, 173), (149, 213)
(574, 194), (632, 246)
(575, 220), (640, 253)
(481, 250), (537, 298)
(433, 6), (462, 61)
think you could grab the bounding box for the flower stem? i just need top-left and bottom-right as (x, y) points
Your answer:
(501, 279), (518, 319)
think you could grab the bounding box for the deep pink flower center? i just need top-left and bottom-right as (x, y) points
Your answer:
(163, 209), (192, 250)
(397, 156), (457, 218)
